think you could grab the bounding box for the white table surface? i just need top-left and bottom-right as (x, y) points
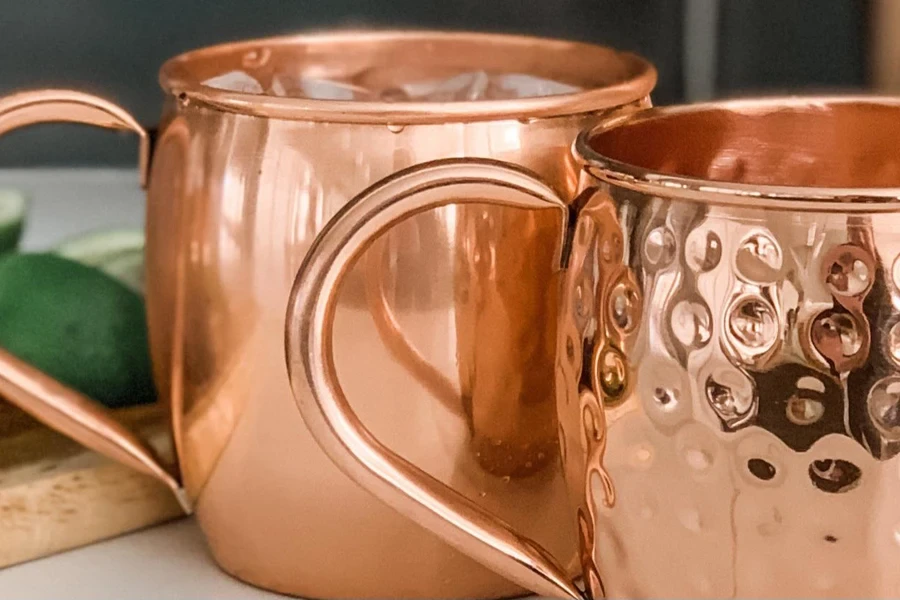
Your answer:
(0, 169), (293, 599)
(1, 519), (287, 599)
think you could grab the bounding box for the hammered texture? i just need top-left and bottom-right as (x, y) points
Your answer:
(559, 188), (900, 597)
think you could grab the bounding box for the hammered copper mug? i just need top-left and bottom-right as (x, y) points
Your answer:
(0, 30), (656, 597)
(289, 96), (900, 598)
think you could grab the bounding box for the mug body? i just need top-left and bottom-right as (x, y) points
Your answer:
(144, 31), (654, 598)
(559, 97), (900, 598)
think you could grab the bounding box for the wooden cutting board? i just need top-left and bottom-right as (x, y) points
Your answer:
(0, 401), (185, 568)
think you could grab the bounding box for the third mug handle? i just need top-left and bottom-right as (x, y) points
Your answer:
(0, 90), (187, 510)
(284, 157), (583, 599)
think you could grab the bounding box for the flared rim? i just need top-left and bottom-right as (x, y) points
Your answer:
(158, 29), (657, 124)
(577, 95), (900, 213)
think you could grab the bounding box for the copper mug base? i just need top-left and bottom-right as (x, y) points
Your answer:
(0, 30), (656, 598)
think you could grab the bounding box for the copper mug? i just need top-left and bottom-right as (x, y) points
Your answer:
(0, 31), (656, 597)
(290, 96), (900, 598)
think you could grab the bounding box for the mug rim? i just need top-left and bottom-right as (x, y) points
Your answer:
(576, 95), (900, 213)
(157, 29), (657, 124)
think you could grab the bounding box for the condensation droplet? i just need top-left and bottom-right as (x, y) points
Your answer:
(728, 297), (778, 353)
(643, 226), (676, 268)
(671, 299), (712, 349)
(706, 371), (756, 427)
(609, 280), (640, 334)
(501, 475), (511, 483)
(868, 376), (900, 440)
(736, 233), (782, 283)
(652, 386), (678, 413)
(386, 123), (406, 134)
(893, 524), (900, 546)
(825, 249), (871, 297)
(685, 229), (722, 272)
(888, 322), (900, 366)
(598, 347), (628, 398)
(786, 396), (825, 426)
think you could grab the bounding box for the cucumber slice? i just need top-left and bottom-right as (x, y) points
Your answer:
(96, 250), (144, 294)
(0, 189), (28, 254)
(55, 229), (144, 264)
(53, 229), (145, 294)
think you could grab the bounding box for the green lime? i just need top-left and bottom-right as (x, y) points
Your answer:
(54, 229), (144, 294)
(0, 189), (27, 254)
(0, 253), (156, 408)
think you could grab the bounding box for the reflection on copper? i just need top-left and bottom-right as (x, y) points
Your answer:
(0, 30), (656, 599)
(295, 97), (900, 598)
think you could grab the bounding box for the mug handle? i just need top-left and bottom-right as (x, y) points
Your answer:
(285, 157), (583, 599)
(0, 89), (188, 512)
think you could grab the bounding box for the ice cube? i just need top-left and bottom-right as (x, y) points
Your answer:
(397, 71), (580, 102)
(489, 73), (581, 99)
(301, 77), (369, 100)
(202, 70), (264, 94)
(269, 76), (288, 97)
(268, 75), (372, 100)
(378, 87), (412, 102)
(400, 71), (490, 102)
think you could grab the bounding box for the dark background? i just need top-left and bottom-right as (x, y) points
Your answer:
(0, 0), (868, 166)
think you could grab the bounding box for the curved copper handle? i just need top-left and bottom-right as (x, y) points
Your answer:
(364, 243), (460, 410)
(285, 158), (582, 599)
(0, 89), (188, 512)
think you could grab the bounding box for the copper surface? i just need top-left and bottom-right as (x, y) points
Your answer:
(291, 96), (900, 598)
(0, 30), (655, 598)
(159, 30), (655, 124)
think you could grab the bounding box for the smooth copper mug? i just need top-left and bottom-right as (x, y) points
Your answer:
(0, 31), (655, 597)
(290, 96), (900, 598)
